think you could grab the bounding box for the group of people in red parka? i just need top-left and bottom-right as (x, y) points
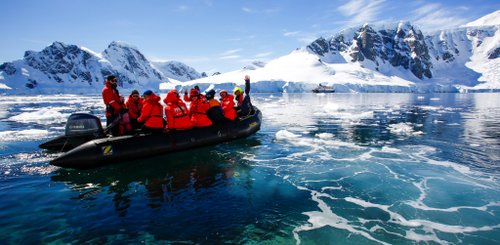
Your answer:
(102, 75), (252, 136)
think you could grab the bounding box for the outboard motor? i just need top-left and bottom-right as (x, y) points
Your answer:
(39, 113), (106, 151)
(64, 113), (105, 148)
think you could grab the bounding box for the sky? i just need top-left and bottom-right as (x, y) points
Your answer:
(1, 0), (499, 74)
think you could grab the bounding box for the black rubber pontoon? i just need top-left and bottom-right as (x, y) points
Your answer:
(46, 108), (262, 169)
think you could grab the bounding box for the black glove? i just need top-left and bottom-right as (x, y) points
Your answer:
(119, 108), (128, 114)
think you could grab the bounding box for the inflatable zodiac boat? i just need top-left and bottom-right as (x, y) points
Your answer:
(40, 107), (262, 169)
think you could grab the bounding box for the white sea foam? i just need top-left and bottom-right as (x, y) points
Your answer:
(0, 129), (50, 141)
(380, 146), (402, 153)
(406, 178), (500, 212)
(344, 196), (500, 242)
(293, 190), (390, 245)
(426, 158), (472, 175)
(276, 130), (360, 150)
(8, 108), (70, 124)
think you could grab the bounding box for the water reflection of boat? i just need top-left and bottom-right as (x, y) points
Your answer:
(50, 148), (253, 215)
(312, 84), (335, 93)
(41, 107), (262, 169)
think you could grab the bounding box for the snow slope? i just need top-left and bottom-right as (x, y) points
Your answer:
(167, 50), (416, 93)
(463, 10), (500, 27)
(175, 10), (499, 93)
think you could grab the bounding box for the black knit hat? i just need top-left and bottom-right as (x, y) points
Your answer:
(131, 90), (139, 95)
(206, 89), (215, 100)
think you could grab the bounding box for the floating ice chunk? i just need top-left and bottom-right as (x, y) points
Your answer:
(275, 130), (301, 140)
(0, 129), (50, 141)
(8, 108), (69, 124)
(323, 103), (342, 112)
(387, 123), (423, 136)
(316, 133), (334, 139)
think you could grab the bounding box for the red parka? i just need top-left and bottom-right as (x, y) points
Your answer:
(126, 95), (144, 120)
(137, 93), (164, 129)
(102, 81), (124, 117)
(189, 97), (212, 127)
(164, 90), (193, 130)
(220, 94), (237, 120)
(183, 91), (205, 102)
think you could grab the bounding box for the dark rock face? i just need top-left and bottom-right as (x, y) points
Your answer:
(0, 62), (16, 75)
(22, 42), (103, 85)
(24, 42), (79, 74)
(307, 22), (433, 79)
(355, 25), (382, 61)
(152, 61), (202, 81)
(103, 42), (163, 81)
(308, 37), (330, 56)
(488, 47), (500, 59)
(25, 79), (38, 89)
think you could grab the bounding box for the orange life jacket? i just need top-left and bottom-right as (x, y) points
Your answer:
(221, 94), (237, 120)
(126, 95), (144, 119)
(189, 98), (212, 127)
(137, 94), (164, 129)
(164, 90), (193, 130)
(102, 81), (124, 117)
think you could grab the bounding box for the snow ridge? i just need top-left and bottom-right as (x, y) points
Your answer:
(0, 41), (201, 94)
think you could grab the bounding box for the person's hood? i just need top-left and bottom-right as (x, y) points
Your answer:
(222, 94), (234, 100)
(146, 94), (161, 104)
(165, 90), (179, 104)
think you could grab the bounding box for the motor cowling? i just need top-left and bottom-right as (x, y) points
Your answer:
(65, 113), (105, 138)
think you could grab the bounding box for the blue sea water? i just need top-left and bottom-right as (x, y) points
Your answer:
(0, 93), (499, 244)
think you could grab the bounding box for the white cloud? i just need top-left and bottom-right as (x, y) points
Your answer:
(219, 55), (240, 60)
(255, 52), (272, 58)
(176, 5), (189, 12)
(242, 7), (253, 13)
(298, 36), (319, 44)
(283, 31), (300, 37)
(411, 3), (468, 31)
(337, 0), (386, 25)
(225, 38), (242, 42)
(220, 49), (241, 56)
(242, 7), (280, 14)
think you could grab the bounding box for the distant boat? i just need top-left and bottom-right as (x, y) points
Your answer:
(312, 84), (335, 93)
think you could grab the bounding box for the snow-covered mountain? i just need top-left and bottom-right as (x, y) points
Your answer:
(2, 11), (498, 94)
(0, 41), (201, 94)
(152, 61), (204, 82)
(178, 10), (499, 93)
